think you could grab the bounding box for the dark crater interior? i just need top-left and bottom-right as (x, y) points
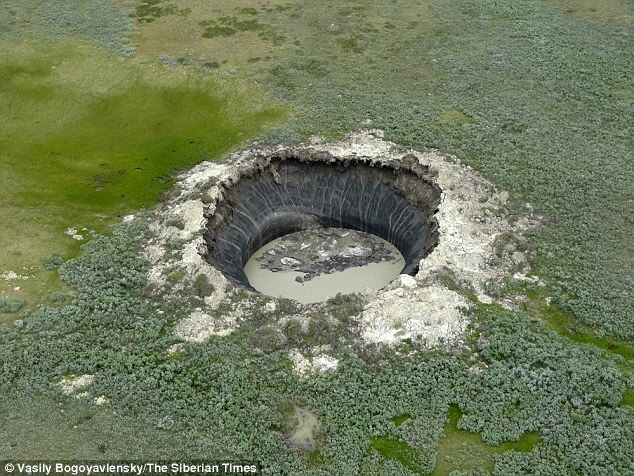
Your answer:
(204, 150), (442, 290)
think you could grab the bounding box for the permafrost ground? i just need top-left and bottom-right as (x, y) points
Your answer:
(141, 130), (539, 377)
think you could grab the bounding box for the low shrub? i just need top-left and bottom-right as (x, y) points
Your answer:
(0, 296), (24, 313)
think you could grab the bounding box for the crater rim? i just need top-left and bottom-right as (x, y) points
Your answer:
(203, 149), (442, 298)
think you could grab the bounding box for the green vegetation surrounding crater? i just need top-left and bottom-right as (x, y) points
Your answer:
(0, 226), (629, 472)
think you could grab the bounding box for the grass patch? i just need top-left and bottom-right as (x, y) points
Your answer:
(193, 274), (215, 298)
(438, 108), (471, 125)
(42, 254), (65, 271)
(431, 405), (540, 475)
(622, 388), (634, 408)
(541, 303), (634, 361)
(0, 39), (286, 311)
(515, 286), (634, 361)
(199, 15), (286, 45)
(134, 0), (191, 24)
(370, 436), (424, 474)
(392, 414), (411, 427)
(336, 36), (365, 53)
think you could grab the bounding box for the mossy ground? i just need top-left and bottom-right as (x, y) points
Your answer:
(431, 406), (540, 475)
(0, 39), (285, 318)
(370, 406), (539, 475)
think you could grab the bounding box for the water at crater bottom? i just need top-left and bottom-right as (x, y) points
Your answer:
(244, 229), (406, 304)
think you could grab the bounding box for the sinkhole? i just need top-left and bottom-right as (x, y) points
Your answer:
(204, 151), (441, 303)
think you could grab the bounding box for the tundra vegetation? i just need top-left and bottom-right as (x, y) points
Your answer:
(0, 1), (632, 475)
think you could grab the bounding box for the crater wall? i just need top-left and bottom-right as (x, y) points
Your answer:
(204, 151), (441, 288)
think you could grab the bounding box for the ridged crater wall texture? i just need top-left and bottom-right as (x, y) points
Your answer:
(204, 150), (441, 289)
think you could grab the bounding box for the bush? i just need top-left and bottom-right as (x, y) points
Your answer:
(193, 274), (215, 298)
(43, 253), (64, 271)
(247, 325), (287, 353)
(0, 296), (24, 313)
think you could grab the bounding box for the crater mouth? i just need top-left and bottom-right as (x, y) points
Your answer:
(147, 131), (523, 346)
(204, 149), (442, 299)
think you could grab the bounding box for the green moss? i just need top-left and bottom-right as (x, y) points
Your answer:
(237, 7), (259, 16)
(258, 29), (286, 46)
(200, 16), (286, 45)
(543, 304), (634, 360)
(23, 85), (249, 209)
(392, 414), (411, 427)
(134, 1), (190, 23)
(193, 274), (215, 298)
(307, 448), (327, 467)
(621, 384), (634, 407)
(370, 436), (424, 474)
(166, 271), (184, 283)
(0, 39), (286, 308)
(515, 287), (634, 361)
(336, 36), (364, 53)
(438, 108), (472, 125)
(431, 405), (540, 475)
(200, 21), (237, 38)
